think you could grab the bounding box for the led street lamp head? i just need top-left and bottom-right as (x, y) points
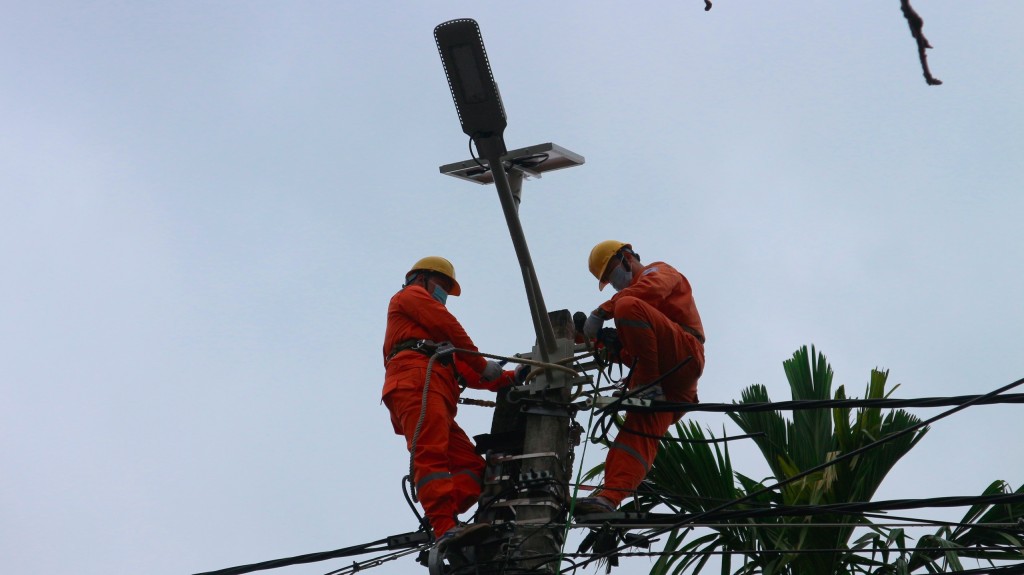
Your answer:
(434, 19), (508, 147)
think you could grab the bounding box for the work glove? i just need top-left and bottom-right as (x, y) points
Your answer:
(514, 364), (532, 385)
(597, 327), (623, 362)
(481, 360), (502, 382)
(583, 312), (604, 341)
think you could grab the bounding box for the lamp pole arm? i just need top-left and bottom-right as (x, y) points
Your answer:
(478, 136), (557, 359)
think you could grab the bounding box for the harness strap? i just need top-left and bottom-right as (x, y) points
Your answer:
(387, 339), (436, 361)
(387, 339), (454, 365)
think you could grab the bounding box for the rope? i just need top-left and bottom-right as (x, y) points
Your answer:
(456, 347), (579, 377)
(407, 349), (451, 503)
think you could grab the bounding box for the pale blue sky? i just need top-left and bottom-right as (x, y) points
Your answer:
(2, 3), (1022, 575)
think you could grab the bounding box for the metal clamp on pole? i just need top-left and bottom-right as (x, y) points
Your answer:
(494, 451), (560, 464)
(587, 395), (655, 410)
(520, 403), (575, 418)
(508, 374), (592, 399)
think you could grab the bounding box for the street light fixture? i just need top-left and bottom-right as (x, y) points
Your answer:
(434, 18), (508, 159)
(435, 18), (561, 355)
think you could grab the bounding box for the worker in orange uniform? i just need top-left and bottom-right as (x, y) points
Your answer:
(574, 241), (706, 514)
(382, 256), (517, 548)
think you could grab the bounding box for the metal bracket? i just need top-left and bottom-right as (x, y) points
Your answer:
(490, 518), (550, 526)
(439, 142), (584, 185)
(520, 403), (574, 418)
(587, 395), (653, 410)
(495, 452), (559, 463)
(510, 374), (590, 396)
(490, 497), (563, 511)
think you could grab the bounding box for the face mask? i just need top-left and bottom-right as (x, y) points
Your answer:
(431, 284), (449, 305)
(609, 265), (633, 292)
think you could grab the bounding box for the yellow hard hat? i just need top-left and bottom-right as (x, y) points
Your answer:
(408, 256), (461, 296)
(588, 240), (631, 290)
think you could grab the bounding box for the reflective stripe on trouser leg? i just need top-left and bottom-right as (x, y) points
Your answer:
(447, 420), (485, 515)
(609, 440), (650, 472)
(384, 386), (459, 537)
(601, 408), (675, 508)
(612, 297), (663, 390)
(416, 471), (452, 491)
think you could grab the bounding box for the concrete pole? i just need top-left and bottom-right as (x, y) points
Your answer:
(511, 309), (574, 572)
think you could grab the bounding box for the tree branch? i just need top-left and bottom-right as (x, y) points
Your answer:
(900, 0), (942, 85)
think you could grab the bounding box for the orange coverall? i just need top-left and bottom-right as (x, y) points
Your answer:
(382, 284), (512, 537)
(592, 261), (705, 507)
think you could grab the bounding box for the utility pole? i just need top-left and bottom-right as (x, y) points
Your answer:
(434, 19), (586, 575)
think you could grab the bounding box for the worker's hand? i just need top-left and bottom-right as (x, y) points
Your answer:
(481, 360), (502, 382)
(514, 364), (531, 385)
(598, 327), (622, 361)
(583, 312), (604, 341)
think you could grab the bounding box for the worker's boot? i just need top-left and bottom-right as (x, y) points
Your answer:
(436, 522), (493, 550)
(574, 495), (616, 516)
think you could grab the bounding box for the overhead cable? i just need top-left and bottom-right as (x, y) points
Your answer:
(561, 374), (1024, 573)
(575, 491), (1024, 526)
(614, 392), (1024, 414)
(193, 531), (429, 575)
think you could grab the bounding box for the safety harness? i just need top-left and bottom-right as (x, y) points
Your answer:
(387, 339), (454, 365)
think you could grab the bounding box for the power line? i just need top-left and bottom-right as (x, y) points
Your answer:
(561, 374), (1024, 573)
(568, 521), (1021, 530)
(195, 374), (1023, 575)
(605, 393), (1024, 414)
(637, 492), (1024, 524)
(193, 531), (429, 575)
(560, 547), (1024, 558)
(320, 547), (425, 575)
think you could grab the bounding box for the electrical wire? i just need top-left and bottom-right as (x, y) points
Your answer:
(193, 534), (430, 575)
(497, 489), (1024, 533)
(556, 548), (1024, 564)
(588, 355), (692, 445)
(321, 546), (428, 575)
(572, 491), (1024, 526)
(401, 475), (433, 541)
(560, 374), (1024, 573)
(567, 520), (1023, 531)
(200, 373), (1021, 575)
(558, 546), (1024, 558)
(610, 393), (1024, 415)
(468, 134), (489, 173)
